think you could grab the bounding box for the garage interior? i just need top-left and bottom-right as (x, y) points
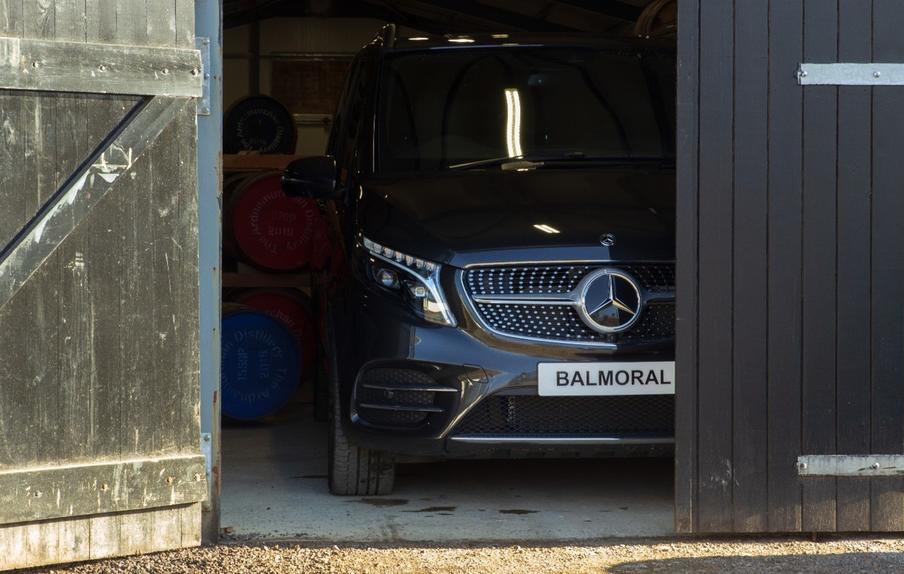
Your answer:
(215, 0), (678, 541)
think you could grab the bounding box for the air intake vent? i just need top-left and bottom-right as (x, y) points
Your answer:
(453, 395), (675, 437)
(355, 367), (457, 428)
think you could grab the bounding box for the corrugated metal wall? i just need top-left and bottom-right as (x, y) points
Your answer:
(676, 0), (904, 533)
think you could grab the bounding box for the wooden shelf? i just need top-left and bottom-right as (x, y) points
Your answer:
(223, 154), (301, 172)
(222, 271), (313, 292)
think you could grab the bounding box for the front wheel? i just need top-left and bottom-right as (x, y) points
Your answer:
(325, 320), (395, 496)
(328, 399), (396, 495)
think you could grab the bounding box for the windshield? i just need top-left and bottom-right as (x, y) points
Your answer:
(376, 46), (675, 174)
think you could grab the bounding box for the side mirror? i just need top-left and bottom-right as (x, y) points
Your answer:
(282, 156), (339, 199)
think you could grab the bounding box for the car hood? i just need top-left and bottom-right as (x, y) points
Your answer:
(359, 167), (675, 268)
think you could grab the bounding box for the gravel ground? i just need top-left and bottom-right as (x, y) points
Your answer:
(27, 535), (904, 574)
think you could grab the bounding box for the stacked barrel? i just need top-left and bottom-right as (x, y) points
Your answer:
(221, 167), (338, 421)
(224, 172), (335, 273)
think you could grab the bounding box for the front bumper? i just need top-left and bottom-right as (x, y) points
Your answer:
(337, 278), (675, 459)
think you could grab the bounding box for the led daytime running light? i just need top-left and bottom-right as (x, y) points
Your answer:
(363, 237), (437, 274)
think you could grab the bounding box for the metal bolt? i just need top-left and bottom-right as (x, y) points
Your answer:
(800, 70), (808, 78)
(162, 68), (169, 75)
(797, 461), (808, 471)
(100, 483), (109, 492)
(31, 61), (39, 69)
(191, 67), (200, 77)
(165, 476), (175, 485)
(204, 72), (210, 80)
(203, 434), (211, 442)
(871, 462), (881, 470)
(874, 71), (882, 78)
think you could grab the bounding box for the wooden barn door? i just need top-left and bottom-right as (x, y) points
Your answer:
(0, 1), (206, 569)
(676, 0), (904, 533)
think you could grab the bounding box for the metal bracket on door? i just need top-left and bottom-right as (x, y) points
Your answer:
(798, 63), (904, 86)
(797, 455), (904, 477)
(195, 37), (211, 115)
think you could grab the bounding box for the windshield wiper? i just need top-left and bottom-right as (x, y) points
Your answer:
(448, 153), (586, 170)
(447, 153), (669, 170)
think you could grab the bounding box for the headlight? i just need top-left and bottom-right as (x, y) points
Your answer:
(361, 236), (456, 326)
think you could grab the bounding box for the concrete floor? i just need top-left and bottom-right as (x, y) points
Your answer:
(221, 408), (674, 542)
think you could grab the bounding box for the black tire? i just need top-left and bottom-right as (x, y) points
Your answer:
(325, 322), (395, 496)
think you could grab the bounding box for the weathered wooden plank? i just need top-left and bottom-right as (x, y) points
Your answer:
(801, 0), (838, 533)
(120, 112), (160, 458)
(0, 91), (35, 472)
(23, 0), (53, 39)
(695, 0), (734, 534)
(146, 0), (176, 47)
(1, 0), (24, 37)
(56, 94), (92, 466)
(766, 0), (803, 533)
(85, 0), (128, 479)
(0, 92), (25, 265)
(835, 0), (873, 533)
(0, 37), (202, 97)
(730, 0), (769, 534)
(85, 0), (116, 43)
(673, 0), (699, 535)
(54, 0), (85, 42)
(0, 455), (206, 524)
(870, 0), (904, 533)
(174, 0), (194, 49)
(0, 504), (201, 570)
(172, 102), (201, 456)
(114, 0), (144, 45)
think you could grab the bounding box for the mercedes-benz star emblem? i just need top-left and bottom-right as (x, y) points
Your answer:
(600, 233), (617, 247)
(576, 268), (643, 333)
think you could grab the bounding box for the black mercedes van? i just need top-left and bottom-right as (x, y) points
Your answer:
(283, 26), (676, 495)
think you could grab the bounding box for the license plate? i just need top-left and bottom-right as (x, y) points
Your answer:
(538, 362), (675, 396)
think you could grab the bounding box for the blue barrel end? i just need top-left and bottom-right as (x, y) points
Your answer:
(221, 309), (301, 420)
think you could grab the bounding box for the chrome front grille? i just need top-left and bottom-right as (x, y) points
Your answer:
(462, 263), (675, 347)
(465, 263), (675, 296)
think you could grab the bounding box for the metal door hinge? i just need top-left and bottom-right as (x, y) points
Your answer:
(798, 63), (904, 86)
(195, 37), (211, 115)
(797, 455), (904, 477)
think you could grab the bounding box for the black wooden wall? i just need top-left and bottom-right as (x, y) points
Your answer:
(677, 0), (904, 533)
